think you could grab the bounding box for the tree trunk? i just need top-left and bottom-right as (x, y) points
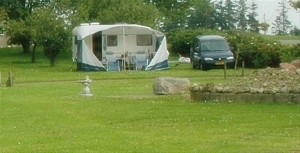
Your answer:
(31, 43), (37, 63)
(50, 57), (55, 67)
(21, 42), (31, 53)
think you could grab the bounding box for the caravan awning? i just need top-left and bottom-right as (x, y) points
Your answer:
(72, 24), (165, 40)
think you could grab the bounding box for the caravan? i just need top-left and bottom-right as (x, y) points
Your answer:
(72, 23), (169, 71)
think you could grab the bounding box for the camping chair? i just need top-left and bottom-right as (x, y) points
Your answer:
(135, 51), (147, 70)
(106, 51), (120, 71)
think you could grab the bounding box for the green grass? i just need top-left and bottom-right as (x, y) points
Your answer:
(0, 47), (299, 152)
(262, 34), (300, 41)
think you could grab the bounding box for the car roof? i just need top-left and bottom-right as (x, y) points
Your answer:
(196, 35), (225, 40)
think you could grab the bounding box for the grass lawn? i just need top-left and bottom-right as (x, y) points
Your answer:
(0, 47), (299, 152)
(262, 35), (300, 41)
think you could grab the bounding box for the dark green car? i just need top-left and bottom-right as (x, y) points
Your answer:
(190, 35), (235, 70)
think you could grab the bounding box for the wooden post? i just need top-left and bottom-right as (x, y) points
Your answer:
(8, 70), (13, 86)
(242, 61), (245, 76)
(6, 70), (13, 87)
(9, 70), (13, 86)
(224, 61), (227, 79)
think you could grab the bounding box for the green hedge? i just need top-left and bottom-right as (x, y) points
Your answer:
(167, 28), (299, 68)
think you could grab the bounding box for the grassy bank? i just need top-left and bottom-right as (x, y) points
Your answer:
(0, 47), (299, 152)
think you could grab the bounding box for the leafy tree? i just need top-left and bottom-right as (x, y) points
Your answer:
(272, 0), (292, 35)
(0, 5), (8, 22)
(69, 0), (102, 26)
(0, 0), (48, 53)
(5, 19), (33, 53)
(0, 0), (29, 20)
(146, 0), (194, 32)
(30, 1), (71, 67)
(70, 0), (160, 29)
(1, 0), (30, 53)
(259, 22), (270, 35)
(289, 0), (300, 9)
(97, 0), (160, 28)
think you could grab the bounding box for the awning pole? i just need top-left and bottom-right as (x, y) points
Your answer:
(122, 26), (126, 71)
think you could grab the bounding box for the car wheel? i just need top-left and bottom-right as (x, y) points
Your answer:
(192, 61), (197, 69)
(199, 61), (206, 71)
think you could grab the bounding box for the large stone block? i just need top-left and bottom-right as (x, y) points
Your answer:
(280, 62), (297, 70)
(153, 77), (190, 95)
(291, 60), (300, 69)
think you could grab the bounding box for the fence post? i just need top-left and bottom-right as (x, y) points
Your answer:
(9, 70), (13, 86)
(224, 61), (227, 79)
(242, 60), (245, 76)
(6, 70), (13, 87)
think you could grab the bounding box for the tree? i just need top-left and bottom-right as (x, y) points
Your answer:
(259, 22), (270, 35)
(188, 0), (216, 29)
(214, 0), (228, 30)
(0, 0), (48, 53)
(214, 0), (238, 30)
(224, 0), (237, 30)
(236, 0), (248, 31)
(272, 0), (292, 35)
(30, 1), (71, 67)
(70, 0), (160, 29)
(289, 0), (300, 9)
(0, 5), (8, 21)
(290, 26), (300, 35)
(5, 19), (33, 53)
(146, 0), (194, 32)
(97, 0), (160, 28)
(1, 0), (30, 53)
(247, 0), (260, 33)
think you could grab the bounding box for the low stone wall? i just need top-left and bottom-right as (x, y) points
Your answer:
(189, 67), (300, 104)
(190, 92), (300, 104)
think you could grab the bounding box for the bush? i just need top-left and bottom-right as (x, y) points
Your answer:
(167, 29), (295, 68)
(224, 31), (281, 68)
(167, 28), (223, 56)
(293, 43), (300, 57)
(279, 46), (294, 62)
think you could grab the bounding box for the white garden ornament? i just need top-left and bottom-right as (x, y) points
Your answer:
(78, 75), (93, 96)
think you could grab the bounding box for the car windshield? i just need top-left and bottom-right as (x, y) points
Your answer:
(200, 39), (230, 51)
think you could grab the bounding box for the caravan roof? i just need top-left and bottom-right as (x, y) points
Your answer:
(73, 24), (165, 40)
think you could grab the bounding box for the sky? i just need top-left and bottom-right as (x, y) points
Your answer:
(252, 0), (300, 34)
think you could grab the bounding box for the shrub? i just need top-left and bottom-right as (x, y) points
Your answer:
(224, 31), (281, 68)
(291, 43), (300, 59)
(167, 28), (223, 56)
(167, 29), (294, 68)
(279, 45), (294, 62)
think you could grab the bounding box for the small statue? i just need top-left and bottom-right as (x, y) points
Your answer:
(78, 75), (93, 96)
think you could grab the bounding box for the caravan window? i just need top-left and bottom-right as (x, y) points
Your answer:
(137, 35), (152, 46)
(107, 35), (117, 46)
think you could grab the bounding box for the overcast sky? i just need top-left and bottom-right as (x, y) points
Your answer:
(252, 0), (300, 34)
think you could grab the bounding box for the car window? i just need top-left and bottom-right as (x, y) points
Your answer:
(201, 42), (210, 50)
(213, 40), (230, 51)
(201, 39), (229, 51)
